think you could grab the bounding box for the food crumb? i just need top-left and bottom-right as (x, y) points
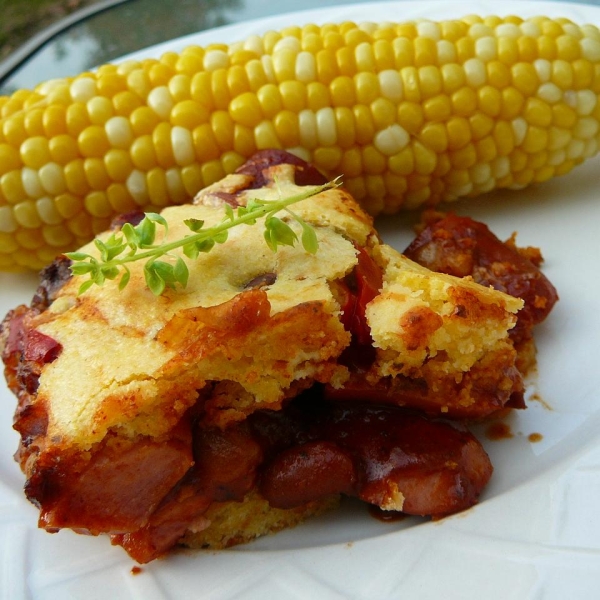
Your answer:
(131, 566), (143, 576)
(485, 422), (513, 441)
(528, 432), (543, 443)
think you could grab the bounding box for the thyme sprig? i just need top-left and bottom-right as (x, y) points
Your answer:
(66, 177), (341, 296)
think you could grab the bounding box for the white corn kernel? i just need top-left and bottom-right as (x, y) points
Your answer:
(38, 162), (66, 195)
(534, 59), (552, 83)
(437, 40), (456, 64)
(105, 116), (134, 148)
(316, 107), (337, 146)
(475, 37), (497, 62)
(520, 21), (541, 38)
(417, 21), (441, 40)
(126, 169), (149, 205)
(0, 206), (17, 233)
(21, 167), (44, 198)
(298, 110), (318, 149)
(203, 49), (229, 71)
(463, 58), (486, 87)
(70, 77), (97, 103)
(378, 70), (403, 102)
(495, 23), (521, 38)
(537, 82), (563, 104)
(295, 52), (317, 83)
(274, 36), (301, 54)
(171, 126), (195, 166)
(581, 37), (600, 61)
(374, 124), (410, 155)
(147, 86), (174, 120)
(576, 90), (597, 116)
(36, 196), (63, 224)
(512, 118), (528, 146)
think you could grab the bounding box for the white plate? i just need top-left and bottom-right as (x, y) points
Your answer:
(2, 1), (600, 598)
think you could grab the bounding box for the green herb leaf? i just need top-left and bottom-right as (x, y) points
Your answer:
(136, 217), (157, 247)
(173, 257), (189, 288)
(94, 239), (110, 262)
(300, 221), (319, 254)
(102, 266), (120, 280)
(118, 268), (131, 291)
(78, 279), (95, 295)
(184, 218), (205, 233)
(224, 205), (235, 222)
(144, 263), (166, 296)
(65, 251), (91, 261)
(122, 223), (140, 247)
(265, 216), (298, 248)
(69, 262), (95, 276)
(212, 230), (228, 244)
(183, 241), (200, 260)
(151, 261), (177, 286)
(146, 213), (168, 228)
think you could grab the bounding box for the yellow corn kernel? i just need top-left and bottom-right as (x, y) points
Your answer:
(451, 87), (477, 117)
(96, 71), (124, 98)
(221, 150), (246, 174)
(279, 81), (306, 113)
(500, 87), (525, 120)
(104, 148), (134, 182)
(43, 105), (68, 137)
(105, 183), (134, 213)
(2, 112), (28, 146)
(24, 108), (45, 136)
(255, 120), (281, 150)
(397, 102), (424, 134)
(1, 170), (27, 204)
(211, 111), (235, 151)
(423, 95), (452, 122)
(273, 111), (299, 148)
(0, 144), (21, 175)
(419, 122), (448, 153)
(152, 122), (174, 169)
(78, 125), (110, 158)
(192, 123), (220, 162)
(169, 74), (191, 102)
(478, 86), (502, 117)
(129, 106), (160, 136)
(84, 190), (113, 217)
(233, 123), (258, 156)
(129, 135), (157, 170)
(446, 116), (472, 149)
(201, 160), (225, 186)
(146, 168), (169, 206)
(84, 158), (110, 190)
(330, 76), (356, 107)
(306, 82), (330, 110)
(257, 84), (282, 118)
(87, 96), (114, 125)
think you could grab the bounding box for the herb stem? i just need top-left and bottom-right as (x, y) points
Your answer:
(119, 182), (333, 266)
(66, 176), (341, 296)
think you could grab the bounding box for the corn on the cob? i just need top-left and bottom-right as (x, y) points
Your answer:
(2, 15), (600, 270)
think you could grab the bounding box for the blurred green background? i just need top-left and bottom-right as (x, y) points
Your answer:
(1, 0), (101, 60)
